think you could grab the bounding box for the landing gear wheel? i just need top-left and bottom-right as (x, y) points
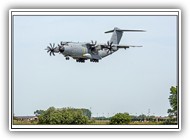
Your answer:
(66, 57), (69, 60)
(76, 59), (85, 63)
(90, 59), (99, 63)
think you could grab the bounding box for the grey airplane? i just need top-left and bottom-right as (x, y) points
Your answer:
(45, 27), (145, 63)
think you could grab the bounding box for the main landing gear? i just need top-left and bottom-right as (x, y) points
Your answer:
(90, 59), (99, 63)
(76, 59), (85, 63)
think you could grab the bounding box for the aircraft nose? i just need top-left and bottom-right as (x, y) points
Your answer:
(59, 46), (65, 53)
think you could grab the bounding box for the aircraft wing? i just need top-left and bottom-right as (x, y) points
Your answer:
(99, 44), (142, 50)
(117, 45), (143, 49)
(100, 44), (109, 49)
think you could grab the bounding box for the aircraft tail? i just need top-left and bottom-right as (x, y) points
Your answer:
(105, 27), (145, 45)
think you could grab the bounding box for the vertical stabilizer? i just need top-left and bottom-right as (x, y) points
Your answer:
(105, 27), (145, 45)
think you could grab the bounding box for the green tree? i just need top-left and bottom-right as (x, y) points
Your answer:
(168, 86), (178, 118)
(137, 114), (147, 121)
(38, 107), (56, 124)
(81, 108), (92, 119)
(110, 113), (131, 125)
(34, 109), (45, 116)
(38, 107), (88, 124)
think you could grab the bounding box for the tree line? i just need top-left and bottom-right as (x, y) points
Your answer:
(31, 86), (177, 125)
(34, 107), (91, 124)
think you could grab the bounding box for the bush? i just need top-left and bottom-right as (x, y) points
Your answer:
(38, 107), (88, 125)
(110, 113), (131, 125)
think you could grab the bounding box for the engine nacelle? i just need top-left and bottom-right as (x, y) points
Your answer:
(112, 46), (118, 51)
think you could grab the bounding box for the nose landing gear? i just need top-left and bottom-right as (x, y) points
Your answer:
(65, 57), (70, 60)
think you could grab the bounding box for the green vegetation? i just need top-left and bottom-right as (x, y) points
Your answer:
(13, 120), (38, 125)
(110, 113), (131, 125)
(38, 107), (89, 124)
(13, 86), (178, 125)
(89, 120), (110, 125)
(13, 113), (175, 125)
(168, 86), (178, 118)
(129, 121), (164, 125)
(34, 110), (45, 116)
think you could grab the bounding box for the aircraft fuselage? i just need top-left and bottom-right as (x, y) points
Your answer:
(62, 42), (115, 60)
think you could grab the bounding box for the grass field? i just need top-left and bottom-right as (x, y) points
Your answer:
(13, 120), (38, 125)
(13, 119), (171, 125)
(89, 120), (110, 125)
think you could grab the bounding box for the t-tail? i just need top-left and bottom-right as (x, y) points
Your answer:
(105, 27), (145, 45)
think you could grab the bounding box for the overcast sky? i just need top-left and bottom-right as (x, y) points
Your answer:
(13, 13), (177, 117)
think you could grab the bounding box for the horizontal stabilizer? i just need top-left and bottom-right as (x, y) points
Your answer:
(105, 28), (145, 33)
(117, 45), (143, 49)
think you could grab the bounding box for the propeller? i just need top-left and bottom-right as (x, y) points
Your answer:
(45, 43), (58, 56)
(89, 40), (98, 53)
(91, 40), (97, 46)
(106, 41), (114, 53)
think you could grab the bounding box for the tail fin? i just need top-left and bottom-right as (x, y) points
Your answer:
(105, 27), (145, 45)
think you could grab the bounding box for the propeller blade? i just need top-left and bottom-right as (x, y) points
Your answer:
(110, 41), (113, 46)
(107, 41), (109, 46)
(91, 40), (97, 46)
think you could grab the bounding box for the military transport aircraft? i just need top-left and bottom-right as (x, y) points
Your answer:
(45, 27), (145, 63)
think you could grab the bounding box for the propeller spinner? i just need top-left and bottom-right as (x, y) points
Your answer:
(45, 43), (59, 56)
